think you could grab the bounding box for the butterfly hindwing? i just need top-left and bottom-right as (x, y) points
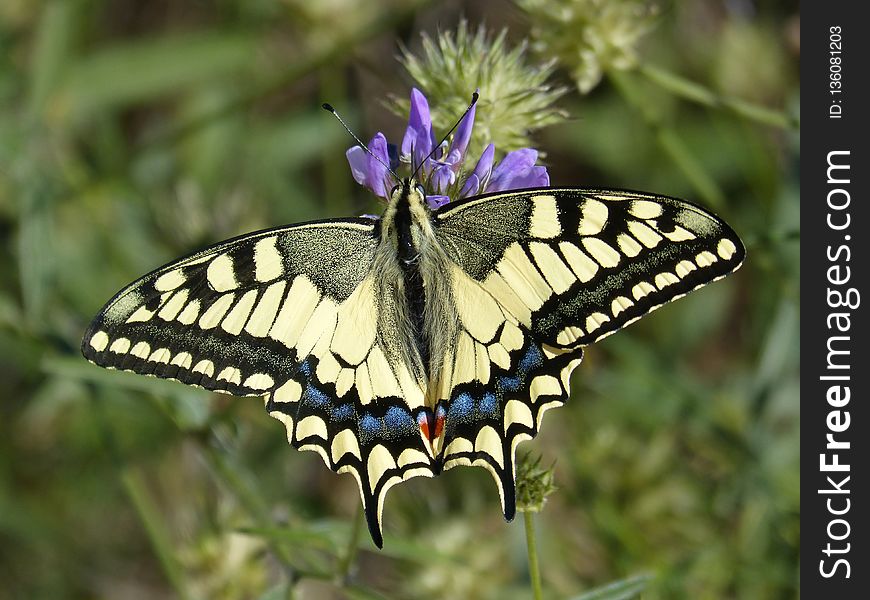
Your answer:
(434, 188), (744, 515)
(434, 312), (583, 520)
(265, 353), (435, 549)
(263, 272), (436, 548)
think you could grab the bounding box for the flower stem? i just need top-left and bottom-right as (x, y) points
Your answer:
(120, 466), (191, 600)
(638, 63), (799, 130)
(524, 511), (543, 600)
(201, 441), (300, 579)
(89, 392), (190, 600)
(335, 503), (364, 585)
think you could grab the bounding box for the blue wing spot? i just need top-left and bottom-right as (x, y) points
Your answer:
(384, 406), (416, 437)
(479, 392), (498, 417)
(449, 392), (475, 424)
(495, 345), (543, 394)
(298, 361), (312, 377)
(499, 375), (521, 392)
(303, 386), (330, 407)
(359, 414), (381, 445)
(519, 344), (543, 373)
(331, 403), (355, 422)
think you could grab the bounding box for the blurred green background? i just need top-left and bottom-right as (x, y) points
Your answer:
(0, 1), (798, 598)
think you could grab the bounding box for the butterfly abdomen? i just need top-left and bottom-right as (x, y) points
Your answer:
(393, 194), (430, 375)
(378, 180), (462, 389)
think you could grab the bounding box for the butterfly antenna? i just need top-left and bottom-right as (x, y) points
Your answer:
(322, 103), (400, 182)
(411, 91), (479, 180)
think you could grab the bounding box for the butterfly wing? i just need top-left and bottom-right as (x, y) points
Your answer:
(83, 219), (379, 393)
(433, 188), (745, 518)
(82, 217), (433, 547)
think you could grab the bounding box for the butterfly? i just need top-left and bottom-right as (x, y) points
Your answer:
(82, 179), (744, 547)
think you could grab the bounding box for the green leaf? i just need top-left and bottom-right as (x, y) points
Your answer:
(255, 584), (290, 600)
(571, 573), (652, 600)
(28, 0), (75, 116)
(236, 521), (347, 553)
(55, 32), (258, 120)
(17, 178), (56, 329)
(121, 466), (190, 599)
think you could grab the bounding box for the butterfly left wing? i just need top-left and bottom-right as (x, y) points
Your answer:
(82, 219), (380, 395)
(82, 218), (434, 548)
(432, 188), (745, 519)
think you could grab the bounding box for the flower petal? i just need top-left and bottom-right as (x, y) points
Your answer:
(426, 194), (451, 210)
(401, 88), (435, 173)
(431, 163), (456, 194)
(460, 143), (495, 197)
(459, 173), (481, 199)
(448, 103), (476, 163)
(486, 148), (546, 193)
(512, 164), (550, 189)
(366, 133), (392, 198)
(346, 133), (393, 199)
(346, 145), (370, 186)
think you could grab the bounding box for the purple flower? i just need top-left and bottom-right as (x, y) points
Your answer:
(401, 88), (437, 175)
(486, 148), (550, 192)
(430, 102), (476, 194)
(345, 89), (550, 209)
(346, 132), (393, 199)
(459, 143), (495, 198)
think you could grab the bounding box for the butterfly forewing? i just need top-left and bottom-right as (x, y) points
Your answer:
(83, 219), (379, 393)
(436, 188), (745, 347)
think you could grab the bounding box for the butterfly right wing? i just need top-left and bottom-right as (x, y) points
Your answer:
(435, 188), (745, 348)
(431, 188), (744, 520)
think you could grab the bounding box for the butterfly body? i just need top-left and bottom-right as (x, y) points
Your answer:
(83, 181), (744, 547)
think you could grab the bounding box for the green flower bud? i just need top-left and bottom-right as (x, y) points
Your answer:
(390, 20), (567, 160)
(517, 0), (659, 93)
(516, 453), (558, 513)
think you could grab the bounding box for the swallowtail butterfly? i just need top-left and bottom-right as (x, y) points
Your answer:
(83, 179), (744, 547)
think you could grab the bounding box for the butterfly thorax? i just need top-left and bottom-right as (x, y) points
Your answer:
(380, 178), (432, 261)
(376, 179), (459, 414)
